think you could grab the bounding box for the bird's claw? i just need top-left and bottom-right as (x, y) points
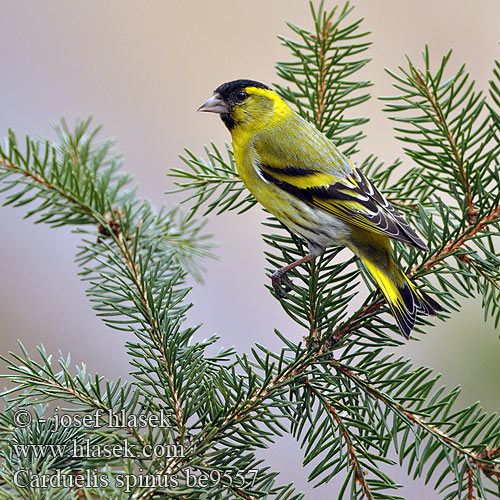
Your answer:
(272, 271), (293, 298)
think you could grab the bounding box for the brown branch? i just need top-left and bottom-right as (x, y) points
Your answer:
(313, 20), (333, 130)
(328, 404), (372, 499)
(466, 466), (474, 500)
(332, 298), (384, 342)
(423, 205), (500, 271)
(218, 361), (308, 433)
(387, 199), (419, 211)
(116, 231), (185, 432)
(307, 261), (320, 340)
(228, 488), (256, 500)
(413, 71), (478, 224)
(0, 157), (94, 218)
(302, 379), (372, 495)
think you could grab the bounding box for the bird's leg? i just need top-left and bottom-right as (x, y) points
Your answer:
(271, 253), (317, 298)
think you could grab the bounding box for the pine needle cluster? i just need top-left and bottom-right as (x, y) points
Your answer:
(0, 2), (499, 499)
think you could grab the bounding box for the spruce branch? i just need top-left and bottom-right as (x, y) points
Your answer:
(1, 2), (500, 499)
(168, 143), (256, 219)
(332, 200), (500, 343)
(158, 3), (500, 495)
(274, 0), (371, 153)
(333, 362), (500, 478)
(165, 2), (500, 496)
(307, 382), (398, 499)
(382, 47), (500, 214)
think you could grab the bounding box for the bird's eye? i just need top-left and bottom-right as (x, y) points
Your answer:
(235, 91), (248, 102)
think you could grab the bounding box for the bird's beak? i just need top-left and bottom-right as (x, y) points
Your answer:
(196, 93), (229, 114)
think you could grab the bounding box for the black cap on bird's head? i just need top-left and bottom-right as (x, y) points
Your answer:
(197, 79), (271, 130)
(214, 79), (270, 99)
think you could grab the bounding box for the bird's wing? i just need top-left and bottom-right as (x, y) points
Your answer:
(258, 163), (428, 251)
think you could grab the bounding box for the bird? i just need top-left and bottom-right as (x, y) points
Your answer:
(197, 79), (441, 338)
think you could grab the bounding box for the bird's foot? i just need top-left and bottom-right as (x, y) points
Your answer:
(271, 270), (293, 298)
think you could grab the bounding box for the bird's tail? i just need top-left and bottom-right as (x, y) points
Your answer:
(360, 255), (442, 339)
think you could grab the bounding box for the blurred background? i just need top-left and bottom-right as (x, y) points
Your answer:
(1, 1), (499, 498)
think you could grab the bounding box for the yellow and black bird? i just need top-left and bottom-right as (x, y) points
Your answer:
(198, 79), (441, 338)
